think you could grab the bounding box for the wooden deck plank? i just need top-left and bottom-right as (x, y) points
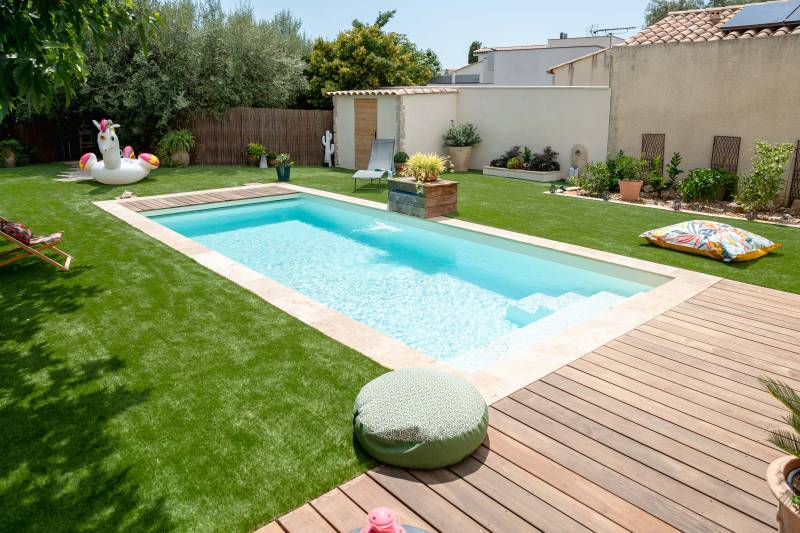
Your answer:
(674, 301), (800, 341)
(718, 279), (800, 305)
(469, 443), (628, 533)
(411, 467), (538, 532)
(508, 390), (774, 528)
(699, 287), (800, 319)
(253, 522), (285, 533)
(684, 295), (800, 329)
(489, 405), (720, 533)
(542, 372), (769, 478)
(522, 382), (771, 504)
(367, 466), (484, 533)
(597, 344), (785, 418)
(338, 475), (434, 531)
(310, 488), (365, 532)
(277, 504), (336, 532)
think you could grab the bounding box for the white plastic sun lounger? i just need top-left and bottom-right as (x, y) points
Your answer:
(353, 139), (395, 191)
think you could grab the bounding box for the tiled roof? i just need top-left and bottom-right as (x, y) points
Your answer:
(474, 44), (547, 53)
(623, 4), (800, 46)
(327, 87), (458, 96)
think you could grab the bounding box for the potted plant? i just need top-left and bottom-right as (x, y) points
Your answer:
(246, 143), (266, 167)
(613, 153), (644, 202)
(394, 151), (409, 175)
(275, 153), (293, 181)
(266, 150), (278, 167)
(442, 123), (481, 172)
(388, 152), (457, 218)
(0, 139), (25, 168)
(158, 129), (196, 167)
(762, 377), (800, 532)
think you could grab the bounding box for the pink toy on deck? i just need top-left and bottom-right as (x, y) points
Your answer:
(360, 507), (406, 533)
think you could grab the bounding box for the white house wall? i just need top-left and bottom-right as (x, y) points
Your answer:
(456, 86), (610, 173)
(402, 93), (458, 156)
(488, 47), (606, 85)
(332, 96), (355, 169)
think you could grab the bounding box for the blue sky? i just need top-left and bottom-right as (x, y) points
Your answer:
(222, 0), (651, 68)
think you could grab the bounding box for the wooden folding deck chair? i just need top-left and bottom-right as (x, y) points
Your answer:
(0, 216), (73, 271)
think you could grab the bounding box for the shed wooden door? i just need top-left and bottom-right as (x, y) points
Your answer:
(354, 98), (377, 169)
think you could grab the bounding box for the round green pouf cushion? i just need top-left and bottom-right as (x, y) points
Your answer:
(353, 368), (488, 469)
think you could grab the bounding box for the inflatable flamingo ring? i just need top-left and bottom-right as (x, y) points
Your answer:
(80, 119), (159, 185)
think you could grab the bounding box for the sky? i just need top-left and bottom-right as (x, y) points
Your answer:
(222, 0), (651, 68)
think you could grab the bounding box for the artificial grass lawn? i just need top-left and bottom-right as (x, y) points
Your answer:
(1, 163), (798, 532)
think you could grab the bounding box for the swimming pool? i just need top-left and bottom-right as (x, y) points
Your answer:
(150, 194), (667, 371)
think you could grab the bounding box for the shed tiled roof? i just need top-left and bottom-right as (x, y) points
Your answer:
(623, 4), (800, 46)
(327, 87), (458, 96)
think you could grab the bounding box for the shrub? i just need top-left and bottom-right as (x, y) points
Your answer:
(407, 152), (448, 182)
(572, 160), (613, 197)
(158, 129), (196, 155)
(610, 152), (642, 182)
(246, 143), (266, 157)
(0, 139), (25, 157)
(490, 146), (521, 168)
(643, 156), (669, 192)
(736, 140), (795, 212)
(266, 150), (278, 160)
(393, 151), (409, 164)
(522, 146), (533, 165)
(506, 156), (524, 170)
(442, 123), (481, 147)
(275, 153), (293, 167)
(680, 168), (724, 203)
(666, 152), (683, 186)
(526, 146), (560, 172)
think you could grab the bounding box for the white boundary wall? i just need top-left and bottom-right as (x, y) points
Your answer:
(333, 86), (610, 176)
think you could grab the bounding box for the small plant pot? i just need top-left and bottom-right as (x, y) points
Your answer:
(395, 163), (407, 176)
(619, 180), (644, 202)
(170, 150), (190, 167)
(267, 158), (276, 168)
(767, 456), (800, 532)
(448, 147), (472, 172)
(3, 152), (16, 168)
(259, 155), (269, 169)
(246, 155), (259, 167)
(276, 166), (291, 181)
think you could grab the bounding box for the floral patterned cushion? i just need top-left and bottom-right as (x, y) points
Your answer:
(641, 220), (780, 262)
(2, 221), (32, 245)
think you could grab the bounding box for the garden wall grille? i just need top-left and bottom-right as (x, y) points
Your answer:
(641, 134), (665, 175)
(710, 135), (741, 174)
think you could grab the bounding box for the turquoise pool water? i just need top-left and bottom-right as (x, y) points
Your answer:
(151, 195), (664, 370)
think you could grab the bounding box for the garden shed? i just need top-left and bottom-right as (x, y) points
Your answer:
(329, 85), (611, 177)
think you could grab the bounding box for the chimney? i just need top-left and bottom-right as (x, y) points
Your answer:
(559, 32), (568, 39)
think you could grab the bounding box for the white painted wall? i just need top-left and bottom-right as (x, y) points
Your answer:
(333, 87), (611, 176)
(332, 95), (355, 169)
(487, 47), (606, 85)
(402, 93), (458, 156)
(456, 86), (610, 174)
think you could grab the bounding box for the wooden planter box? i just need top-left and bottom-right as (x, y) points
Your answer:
(482, 166), (561, 182)
(388, 177), (458, 218)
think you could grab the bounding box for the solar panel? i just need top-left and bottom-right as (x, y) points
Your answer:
(722, 0), (800, 29)
(785, 3), (800, 23)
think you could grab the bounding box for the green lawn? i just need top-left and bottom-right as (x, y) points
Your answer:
(1, 163), (798, 532)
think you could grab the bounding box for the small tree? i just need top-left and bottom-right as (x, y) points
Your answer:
(468, 41), (482, 64)
(736, 140), (794, 212)
(0, 0), (160, 118)
(305, 10), (440, 108)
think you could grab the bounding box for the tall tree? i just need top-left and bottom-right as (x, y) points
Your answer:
(468, 40), (482, 64)
(0, 0), (160, 118)
(644, 0), (772, 26)
(304, 10), (441, 109)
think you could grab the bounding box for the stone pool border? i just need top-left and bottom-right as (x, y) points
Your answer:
(96, 182), (720, 403)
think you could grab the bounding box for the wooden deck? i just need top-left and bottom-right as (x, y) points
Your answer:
(120, 185), (294, 212)
(262, 279), (800, 533)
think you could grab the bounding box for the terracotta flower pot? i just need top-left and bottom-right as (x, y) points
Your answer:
(267, 158), (276, 168)
(448, 147), (472, 172)
(619, 180), (644, 202)
(768, 456), (800, 533)
(3, 153), (16, 168)
(246, 155), (259, 167)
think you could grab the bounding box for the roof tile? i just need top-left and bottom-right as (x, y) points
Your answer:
(327, 87), (458, 96)
(622, 4), (800, 46)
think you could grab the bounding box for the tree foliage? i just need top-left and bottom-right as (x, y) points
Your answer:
(644, 0), (771, 26)
(0, 0), (160, 118)
(11, 1), (310, 148)
(304, 10), (441, 109)
(468, 40), (482, 64)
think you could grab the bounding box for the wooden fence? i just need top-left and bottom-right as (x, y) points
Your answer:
(189, 107), (332, 166)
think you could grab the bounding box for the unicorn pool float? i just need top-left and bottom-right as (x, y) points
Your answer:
(80, 119), (159, 185)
